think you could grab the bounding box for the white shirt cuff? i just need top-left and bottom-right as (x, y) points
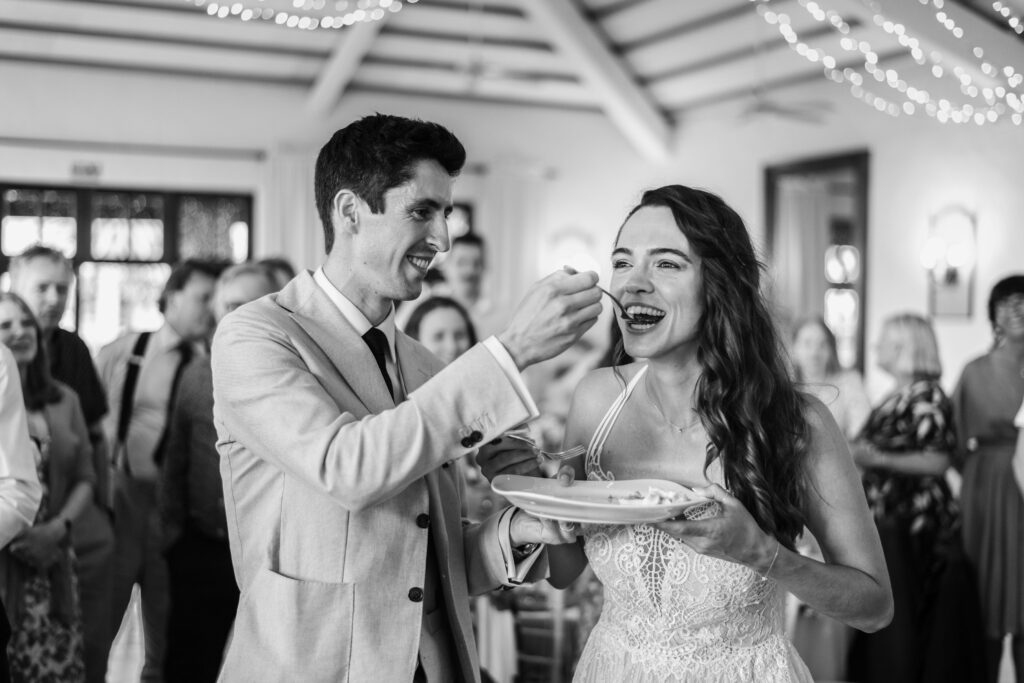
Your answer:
(1015, 399), (1024, 428)
(482, 336), (540, 420)
(496, 506), (544, 585)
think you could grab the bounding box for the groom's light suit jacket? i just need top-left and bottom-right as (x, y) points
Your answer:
(211, 272), (542, 682)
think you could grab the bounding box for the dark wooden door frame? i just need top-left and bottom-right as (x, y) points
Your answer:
(764, 149), (870, 373)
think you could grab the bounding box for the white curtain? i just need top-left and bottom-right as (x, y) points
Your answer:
(770, 175), (832, 326)
(259, 146), (322, 272)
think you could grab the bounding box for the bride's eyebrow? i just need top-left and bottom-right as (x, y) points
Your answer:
(649, 248), (693, 264)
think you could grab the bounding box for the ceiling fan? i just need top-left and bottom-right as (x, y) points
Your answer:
(453, 0), (559, 93)
(738, 87), (834, 125)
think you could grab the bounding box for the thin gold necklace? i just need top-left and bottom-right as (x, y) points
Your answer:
(645, 374), (701, 433)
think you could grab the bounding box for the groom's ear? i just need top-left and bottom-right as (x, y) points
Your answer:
(333, 189), (361, 236)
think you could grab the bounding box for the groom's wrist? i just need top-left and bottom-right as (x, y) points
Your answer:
(507, 507), (529, 547)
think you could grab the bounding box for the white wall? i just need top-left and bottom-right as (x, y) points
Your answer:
(2, 61), (1022, 394)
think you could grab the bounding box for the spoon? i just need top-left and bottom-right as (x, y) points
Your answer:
(562, 266), (635, 322)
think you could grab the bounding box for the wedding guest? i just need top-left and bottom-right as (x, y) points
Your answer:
(0, 344), (42, 683)
(486, 185), (892, 681)
(785, 314), (869, 682)
(952, 275), (1024, 682)
(791, 316), (871, 439)
(9, 244), (115, 683)
(97, 259), (220, 682)
(404, 296), (477, 366)
(0, 293), (95, 682)
(256, 256), (296, 290)
(848, 313), (983, 683)
(210, 113), (596, 681)
(441, 233), (505, 339)
(159, 262), (276, 683)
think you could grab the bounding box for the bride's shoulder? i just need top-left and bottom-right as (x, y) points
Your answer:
(567, 363), (644, 426)
(575, 362), (644, 397)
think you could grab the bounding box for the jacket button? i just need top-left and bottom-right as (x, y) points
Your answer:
(416, 513), (430, 528)
(460, 436), (474, 448)
(469, 430), (483, 444)
(441, 461), (450, 469)
(408, 587), (424, 602)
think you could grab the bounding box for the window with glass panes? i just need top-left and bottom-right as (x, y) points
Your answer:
(0, 185), (252, 353)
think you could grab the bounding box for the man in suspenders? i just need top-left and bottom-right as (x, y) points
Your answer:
(96, 260), (219, 682)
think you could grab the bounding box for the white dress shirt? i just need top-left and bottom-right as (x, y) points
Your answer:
(98, 323), (202, 482)
(0, 345), (42, 549)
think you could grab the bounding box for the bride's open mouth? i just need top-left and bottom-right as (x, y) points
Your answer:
(624, 305), (666, 331)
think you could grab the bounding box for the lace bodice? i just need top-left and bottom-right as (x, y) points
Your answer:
(572, 366), (811, 682)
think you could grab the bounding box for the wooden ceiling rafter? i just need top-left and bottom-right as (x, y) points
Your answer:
(520, 0), (673, 161)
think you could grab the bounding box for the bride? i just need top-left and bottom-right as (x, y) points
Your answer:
(546, 185), (893, 682)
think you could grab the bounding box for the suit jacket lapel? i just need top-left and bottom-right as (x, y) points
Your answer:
(279, 272), (395, 415)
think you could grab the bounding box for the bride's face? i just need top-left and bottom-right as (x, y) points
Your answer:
(611, 206), (704, 361)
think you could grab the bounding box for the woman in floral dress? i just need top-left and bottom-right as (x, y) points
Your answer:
(848, 313), (983, 683)
(0, 293), (93, 682)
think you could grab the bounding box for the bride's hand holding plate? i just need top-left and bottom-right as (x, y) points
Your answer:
(653, 484), (778, 574)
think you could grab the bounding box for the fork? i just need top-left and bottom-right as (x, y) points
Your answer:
(598, 286), (635, 322)
(505, 432), (587, 461)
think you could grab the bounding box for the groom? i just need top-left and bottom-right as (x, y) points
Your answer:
(211, 114), (601, 682)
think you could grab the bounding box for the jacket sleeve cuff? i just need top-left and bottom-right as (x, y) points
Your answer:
(497, 506), (545, 586)
(481, 337), (540, 421)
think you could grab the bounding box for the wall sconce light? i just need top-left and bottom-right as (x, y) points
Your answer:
(921, 205), (977, 317)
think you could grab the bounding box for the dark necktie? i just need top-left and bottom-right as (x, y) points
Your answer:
(153, 341), (194, 467)
(362, 328), (394, 399)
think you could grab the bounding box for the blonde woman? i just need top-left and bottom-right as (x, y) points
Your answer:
(849, 313), (982, 682)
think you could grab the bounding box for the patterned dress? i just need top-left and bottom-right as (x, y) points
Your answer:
(848, 379), (983, 683)
(572, 366), (812, 682)
(6, 414), (85, 683)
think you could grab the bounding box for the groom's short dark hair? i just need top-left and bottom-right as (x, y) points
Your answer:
(314, 114), (466, 254)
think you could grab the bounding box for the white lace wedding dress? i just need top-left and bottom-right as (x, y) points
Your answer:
(572, 366), (813, 683)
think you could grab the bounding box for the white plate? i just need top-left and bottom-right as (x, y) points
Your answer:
(491, 475), (719, 524)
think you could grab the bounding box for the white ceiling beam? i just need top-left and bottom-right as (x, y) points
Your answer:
(352, 63), (598, 107)
(0, 25), (320, 79)
(0, 0), (336, 51)
(370, 34), (574, 76)
(520, 0), (672, 161)
(306, 18), (385, 116)
(873, 0), (1024, 87)
(386, 4), (537, 42)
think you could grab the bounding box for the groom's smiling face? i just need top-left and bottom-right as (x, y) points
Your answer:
(344, 158), (455, 314)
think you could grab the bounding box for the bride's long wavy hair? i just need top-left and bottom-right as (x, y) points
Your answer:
(614, 185), (810, 549)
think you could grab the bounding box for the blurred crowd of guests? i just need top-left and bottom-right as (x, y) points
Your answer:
(0, 246), (291, 683)
(0, 232), (1022, 683)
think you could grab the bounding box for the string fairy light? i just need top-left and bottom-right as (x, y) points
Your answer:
(991, 2), (1024, 36)
(186, 0), (415, 31)
(750, 0), (1024, 125)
